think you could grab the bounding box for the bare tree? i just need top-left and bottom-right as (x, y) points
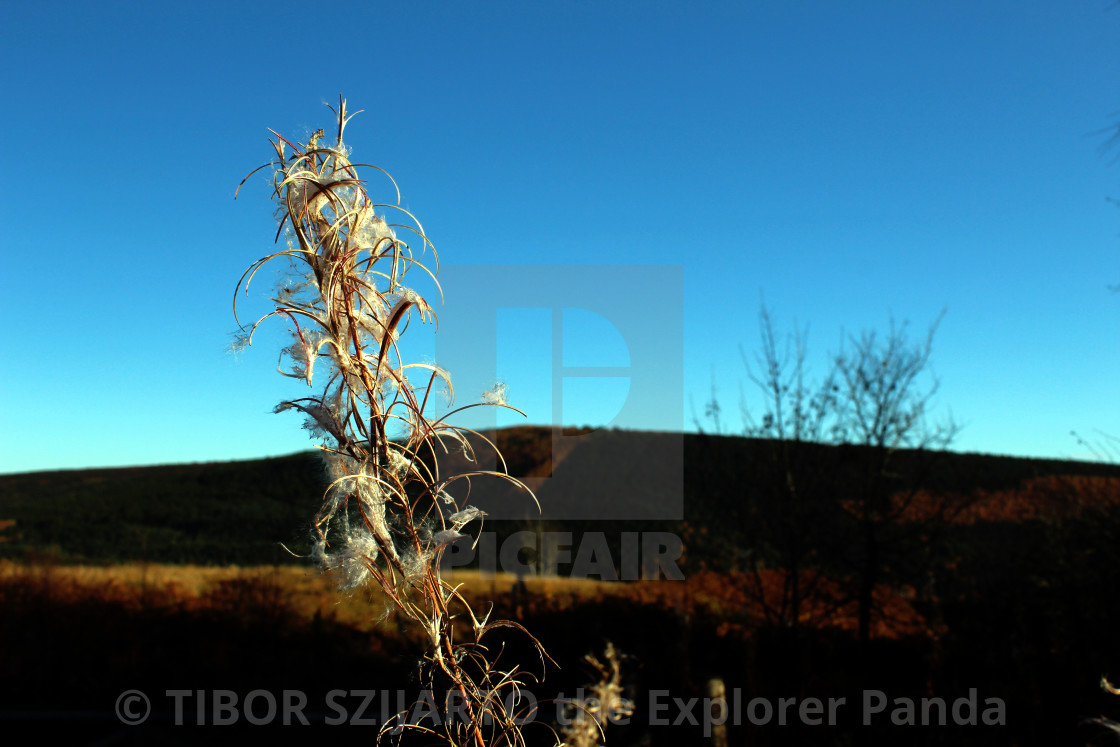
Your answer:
(827, 312), (960, 643)
(831, 313), (954, 451)
(735, 307), (845, 633)
(702, 307), (962, 644)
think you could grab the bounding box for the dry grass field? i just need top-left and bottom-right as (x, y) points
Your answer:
(2, 558), (1108, 745)
(0, 560), (928, 641)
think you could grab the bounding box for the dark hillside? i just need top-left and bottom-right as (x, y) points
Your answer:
(1, 427), (1118, 569)
(0, 452), (325, 564)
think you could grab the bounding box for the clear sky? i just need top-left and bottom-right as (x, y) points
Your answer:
(2, 1), (1118, 473)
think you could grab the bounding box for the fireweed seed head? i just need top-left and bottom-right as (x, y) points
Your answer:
(329, 526), (381, 589)
(387, 288), (435, 329)
(356, 305), (393, 346)
(354, 474), (388, 510)
(449, 506), (485, 528)
(301, 403), (341, 442)
(431, 529), (465, 548)
(228, 331), (251, 355)
(274, 273), (315, 304)
(482, 382), (508, 406)
(387, 449), (412, 479)
(278, 328), (330, 387)
(353, 213), (397, 251)
(321, 452), (355, 484)
(402, 547), (435, 583)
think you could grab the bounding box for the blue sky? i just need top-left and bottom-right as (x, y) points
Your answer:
(1, 1), (1118, 473)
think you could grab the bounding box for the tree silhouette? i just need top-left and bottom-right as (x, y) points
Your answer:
(700, 307), (962, 644)
(827, 313), (959, 643)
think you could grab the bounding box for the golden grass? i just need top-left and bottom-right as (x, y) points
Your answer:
(0, 561), (930, 641)
(0, 561), (610, 602)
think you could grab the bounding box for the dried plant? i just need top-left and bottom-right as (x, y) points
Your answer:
(558, 642), (633, 747)
(1085, 676), (1120, 739)
(234, 96), (549, 745)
